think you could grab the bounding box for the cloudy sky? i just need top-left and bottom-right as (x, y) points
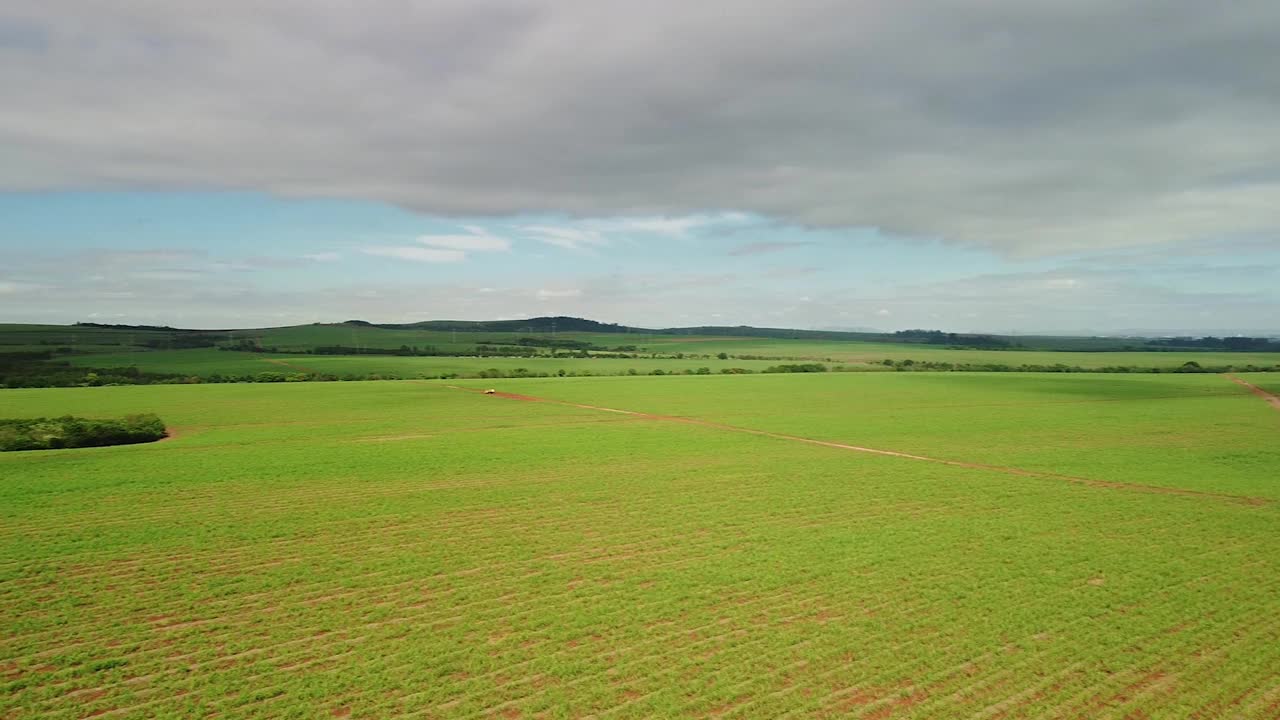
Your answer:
(2, 1), (1278, 333)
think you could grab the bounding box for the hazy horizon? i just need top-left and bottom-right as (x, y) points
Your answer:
(9, 313), (1280, 339)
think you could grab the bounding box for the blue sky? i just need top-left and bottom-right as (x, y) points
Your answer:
(3, 191), (1277, 333)
(2, 2), (1279, 333)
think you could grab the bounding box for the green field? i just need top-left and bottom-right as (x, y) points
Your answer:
(626, 336), (1280, 369)
(51, 346), (1280, 382)
(3, 372), (1279, 718)
(9, 323), (1280, 381)
(60, 348), (797, 378)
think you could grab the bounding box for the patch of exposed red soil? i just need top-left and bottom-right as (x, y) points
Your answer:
(491, 391), (542, 402)
(1225, 374), (1280, 411)
(451, 386), (1269, 506)
(331, 706), (352, 718)
(156, 426), (186, 443)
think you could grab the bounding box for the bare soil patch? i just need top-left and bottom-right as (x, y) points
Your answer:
(491, 391), (542, 402)
(156, 426), (187, 443)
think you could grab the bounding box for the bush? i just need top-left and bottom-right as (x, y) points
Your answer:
(0, 414), (167, 451)
(764, 363), (828, 373)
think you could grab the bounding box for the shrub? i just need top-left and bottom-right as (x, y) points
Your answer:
(764, 363), (828, 373)
(0, 414), (167, 452)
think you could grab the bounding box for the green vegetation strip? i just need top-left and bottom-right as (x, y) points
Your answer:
(0, 414), (166, 451)
(5, 323), (1280, 389)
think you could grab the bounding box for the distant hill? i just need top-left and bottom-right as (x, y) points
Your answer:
(16, 316), (1280, 353)
(332, 318), (1008, 345)
(337, 316), (641, 334)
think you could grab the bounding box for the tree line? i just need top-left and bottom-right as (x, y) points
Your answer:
(0, 414), (167, 451)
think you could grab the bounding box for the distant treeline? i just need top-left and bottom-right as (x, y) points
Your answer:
(6, 349), (1280, 390)
(877, 359), (1280, 373)
(223, 342), (497, 357)
(72, 322), (207, 332)
(0, 352), (188, 389)
(46, 318), (1280, 354)
(1145, 336), (1280, 352)
(891, 330), (1012, 348)
(0, 414), (167, 451)
(224, 339), (649, 359)
(223, 342), (549, 358)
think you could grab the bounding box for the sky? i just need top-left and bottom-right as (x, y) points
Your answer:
(1, 1), (1278, 334)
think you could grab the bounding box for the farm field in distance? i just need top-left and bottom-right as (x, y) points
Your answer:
(58, 348), (794, 379)
(7, 323), (1280, 386)
(3, 372), (1279, 718)
(52, 345), (1280, 378)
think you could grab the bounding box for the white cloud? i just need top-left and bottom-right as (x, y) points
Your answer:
(131, 269), (208, 280)
(580, 214), (743, 237)
(417, 226), (511, 252)
(0, 280), (48, 294)
(876, 308), (891, 316)
(535, 288), (583, 300)
(361, 246), (465, 263)
(517, 213), (747, 251)
(305, 252), (342, 262)
(518, 225), (607, 251)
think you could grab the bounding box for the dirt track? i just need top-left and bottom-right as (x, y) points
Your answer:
(1225, 374), (1280, 411)
(447, 385), (1268, 506)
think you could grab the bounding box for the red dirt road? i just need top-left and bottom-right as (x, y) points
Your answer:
(448, 385), (1268, 506)
(1226, 374), (1280, 411)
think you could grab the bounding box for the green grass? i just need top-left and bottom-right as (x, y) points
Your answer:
(0, 324), (164, 349)
(470, 372), (1280, 501)
(252, 327), (1280, 368)
(10, 323), (1279, 374)
(61, 348), (797, 377)
(641, 337), (1280, 368)
(55, 345), (1280, 382)
(2, 374), (1279, 718)
(62, 348), (289, 375)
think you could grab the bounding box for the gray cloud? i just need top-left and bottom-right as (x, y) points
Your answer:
(729, 241), (818, 257)
(3, 2), (1280, 256)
